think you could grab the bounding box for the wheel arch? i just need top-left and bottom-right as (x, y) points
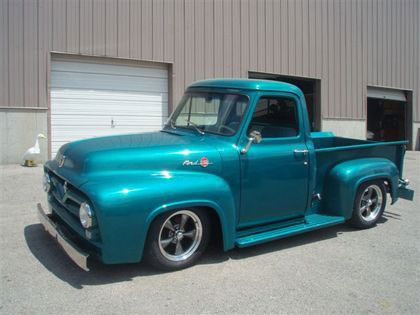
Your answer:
(143, 200), (235, 259)
(323, 158), (399, 219)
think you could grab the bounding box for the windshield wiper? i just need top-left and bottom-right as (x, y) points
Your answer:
(184, 119), (205, 135)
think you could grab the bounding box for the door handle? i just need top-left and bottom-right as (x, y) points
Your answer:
(293, 149), (308, 155)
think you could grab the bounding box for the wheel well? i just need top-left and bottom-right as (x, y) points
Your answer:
(198, 206), (224, 249)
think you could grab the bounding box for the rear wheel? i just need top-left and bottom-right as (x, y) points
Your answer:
(349, 180), (387, 228)
(145, 209), (210, 271)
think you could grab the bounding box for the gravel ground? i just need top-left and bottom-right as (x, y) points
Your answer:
(0, 152), (419, 314)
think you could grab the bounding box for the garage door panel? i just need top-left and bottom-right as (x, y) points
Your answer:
(51, 89), (169, 103)
(51, 100), (168, 116)
(51, 71), (168, 93)
(51, 57), (169, 157)
(52, 60), (168, 78)
(51, 115), (166, 126)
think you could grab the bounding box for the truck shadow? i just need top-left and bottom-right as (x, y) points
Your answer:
(24, 216), (390, 289)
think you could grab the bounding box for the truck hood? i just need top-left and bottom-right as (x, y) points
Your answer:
(49, 131), (223, 185)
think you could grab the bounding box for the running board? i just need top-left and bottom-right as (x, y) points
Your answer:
(235, 214), (345, 248)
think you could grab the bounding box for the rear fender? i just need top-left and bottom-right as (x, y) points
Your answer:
(323, 158), (399, 219)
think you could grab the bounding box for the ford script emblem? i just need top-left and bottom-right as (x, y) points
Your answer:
(183, 157), (213, 168)
(58, 155), (66, 168)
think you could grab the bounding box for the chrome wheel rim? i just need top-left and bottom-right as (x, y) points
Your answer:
(359, 184), (383, 222)
(158, 210), (203, 262)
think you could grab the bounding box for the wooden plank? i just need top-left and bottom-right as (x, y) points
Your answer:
(66, 0), (80, 54)
(52, 0), (66, 51)
(163, 0), (175, 62)
(93, 0), (106, 56)
(80, 0), (93, 55)
(195, 0), (205, 80)
(223, 0), (233, 76)
(0, 0), (9, 106)
(232, 0), (241, 76)
(152, 0), (164, 60)
(23, 0), (38, 107)
(117, 0), (130, 58)
(8, 0), (24, 106)
(141, 0), (153, 59)
(105, 0), (118, 56)
(204, 0), (214, 78)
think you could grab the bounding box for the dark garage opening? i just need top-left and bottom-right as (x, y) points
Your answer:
(367, 99), (406, 141)
(366, 86), (412, 148)
(249, 72), (321, 131)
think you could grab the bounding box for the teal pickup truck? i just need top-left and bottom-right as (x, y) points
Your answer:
(37, 79), (414, 271)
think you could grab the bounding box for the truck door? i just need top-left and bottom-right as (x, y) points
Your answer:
(239, 93), (310, 228)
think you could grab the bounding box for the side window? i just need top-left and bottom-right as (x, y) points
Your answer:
(248, 96), (299, 138)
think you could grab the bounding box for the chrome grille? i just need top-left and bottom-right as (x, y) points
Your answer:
(48, 173), (86, 221)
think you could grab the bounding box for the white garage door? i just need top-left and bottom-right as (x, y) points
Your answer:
(50, 56), (168, 157)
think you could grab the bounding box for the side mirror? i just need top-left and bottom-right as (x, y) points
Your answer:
(241, 130), (262, 154)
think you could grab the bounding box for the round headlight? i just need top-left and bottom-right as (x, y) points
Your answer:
(42, 173), (51, 192)
(79, 202), (93, 228)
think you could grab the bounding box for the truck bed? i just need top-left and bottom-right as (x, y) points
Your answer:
(310, 133), (407, 213)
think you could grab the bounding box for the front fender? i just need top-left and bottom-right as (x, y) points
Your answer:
(323, 158), (399, 219)
(80, 170), (236, 264)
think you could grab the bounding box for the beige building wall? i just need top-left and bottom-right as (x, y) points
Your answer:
(0, 0), (419, 163)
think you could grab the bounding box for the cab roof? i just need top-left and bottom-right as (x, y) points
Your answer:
(188, 79), (304, 96)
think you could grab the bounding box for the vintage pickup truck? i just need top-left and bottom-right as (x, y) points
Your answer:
(37, 79), (413, 271)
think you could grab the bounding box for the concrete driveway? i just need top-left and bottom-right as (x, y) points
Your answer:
(1, 152), (419, 314)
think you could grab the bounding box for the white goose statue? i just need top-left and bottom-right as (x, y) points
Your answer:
(22, 133), (47, 167)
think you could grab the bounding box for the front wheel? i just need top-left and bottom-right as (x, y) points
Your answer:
(144, 209), (210, 271)
(349, 180), (387, 228)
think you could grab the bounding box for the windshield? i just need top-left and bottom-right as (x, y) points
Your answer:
(167, 92), (249, 136)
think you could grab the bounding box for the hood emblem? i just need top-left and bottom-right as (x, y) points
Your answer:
(58, 155), (66, 168)
(183, 157), (213, 168)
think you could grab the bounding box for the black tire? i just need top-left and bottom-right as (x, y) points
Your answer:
(349, 180), (387, 229)
(144, 208), (210, 271)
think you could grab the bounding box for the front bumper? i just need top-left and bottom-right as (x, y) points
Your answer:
(37, 203), (90, 271)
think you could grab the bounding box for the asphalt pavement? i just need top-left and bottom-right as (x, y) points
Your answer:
(1, 152), (419, 314)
